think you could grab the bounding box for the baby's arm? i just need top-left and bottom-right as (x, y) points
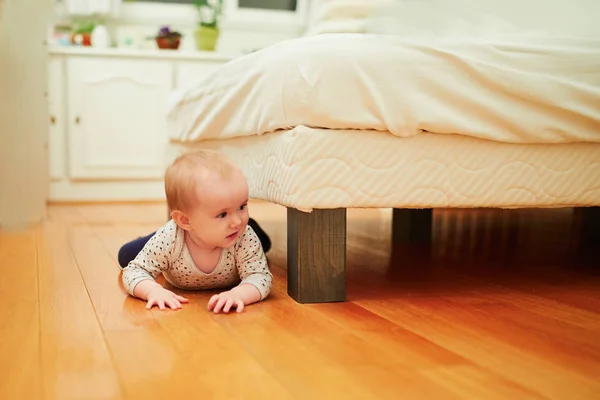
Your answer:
(208, 226), (273, 313)
(122, 221), (188, 310)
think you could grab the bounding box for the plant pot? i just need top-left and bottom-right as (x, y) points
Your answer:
(195, 26), (219, 51)
(72, 32), (92, 46)
(156, 36), (181, 50)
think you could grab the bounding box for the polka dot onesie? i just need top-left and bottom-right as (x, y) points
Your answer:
(122, 220), (273, 300)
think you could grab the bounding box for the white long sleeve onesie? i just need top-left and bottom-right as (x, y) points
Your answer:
(122, 220), (273, 300)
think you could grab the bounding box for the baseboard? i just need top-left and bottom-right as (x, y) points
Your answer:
(49, 180), (165, 202)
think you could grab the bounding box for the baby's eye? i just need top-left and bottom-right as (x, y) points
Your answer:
(217, 212), (227, 219)
(240, 203), (247, 210)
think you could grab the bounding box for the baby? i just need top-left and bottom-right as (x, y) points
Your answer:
(121, 149), (273, 314)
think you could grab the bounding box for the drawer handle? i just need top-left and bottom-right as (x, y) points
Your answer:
(75, 116), (81, 124)
(50, 115), (56, 125)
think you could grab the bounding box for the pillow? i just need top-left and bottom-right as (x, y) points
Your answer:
(304, 0), (392, 35)
(303, 19), (368, 36)
(310, 0), (392, 22)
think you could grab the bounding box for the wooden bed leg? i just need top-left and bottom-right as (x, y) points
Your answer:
(392, 208), (433, 243)
(287, 208), (346, 303)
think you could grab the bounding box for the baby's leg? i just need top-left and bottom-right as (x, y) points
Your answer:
(117, 232), (156, 269)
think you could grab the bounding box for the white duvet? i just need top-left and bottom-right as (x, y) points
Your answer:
(166, 33), (600, 144)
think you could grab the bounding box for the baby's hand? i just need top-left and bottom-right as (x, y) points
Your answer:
(208, 290), (245, 314)
(146, 287), (188, 310)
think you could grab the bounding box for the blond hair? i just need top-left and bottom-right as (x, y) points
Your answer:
(164, 149), (234, 213)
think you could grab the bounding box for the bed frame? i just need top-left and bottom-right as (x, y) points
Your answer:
(286, 206), (598, 303)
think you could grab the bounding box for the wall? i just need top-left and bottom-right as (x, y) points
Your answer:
(367, 0), (600, 38)
(0, 0), (51, 229)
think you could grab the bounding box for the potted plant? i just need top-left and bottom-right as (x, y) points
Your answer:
(71, 21), (96, 46)
(193, 0), (223, 51)
(155, 26), (182, 50)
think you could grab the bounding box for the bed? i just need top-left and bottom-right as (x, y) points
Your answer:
(165, 33), (600, 303)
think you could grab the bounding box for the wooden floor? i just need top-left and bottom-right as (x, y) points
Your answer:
(1, 202), (599, 400)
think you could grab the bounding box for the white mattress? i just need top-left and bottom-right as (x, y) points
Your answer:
(167, 126), (600, 211)
(166, 33), (600, 145)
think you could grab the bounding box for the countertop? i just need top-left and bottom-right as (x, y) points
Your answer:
(48, 46), (239, 62)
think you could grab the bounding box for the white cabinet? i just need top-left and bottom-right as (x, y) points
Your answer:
(48, 48), (232, 201)
(66, 57), (173, 180)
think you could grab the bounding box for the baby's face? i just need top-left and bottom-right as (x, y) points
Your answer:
(186, 168), (250, 250)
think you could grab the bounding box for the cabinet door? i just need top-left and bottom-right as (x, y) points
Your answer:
(67, 57), (173, 180)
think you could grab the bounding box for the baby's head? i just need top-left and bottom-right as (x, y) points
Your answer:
(165, 149), (250, 250)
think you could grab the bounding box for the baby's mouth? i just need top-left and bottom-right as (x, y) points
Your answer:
(226, 231), (238, 240)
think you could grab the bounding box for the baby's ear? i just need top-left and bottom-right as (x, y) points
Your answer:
(171, 210), (192, 231)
